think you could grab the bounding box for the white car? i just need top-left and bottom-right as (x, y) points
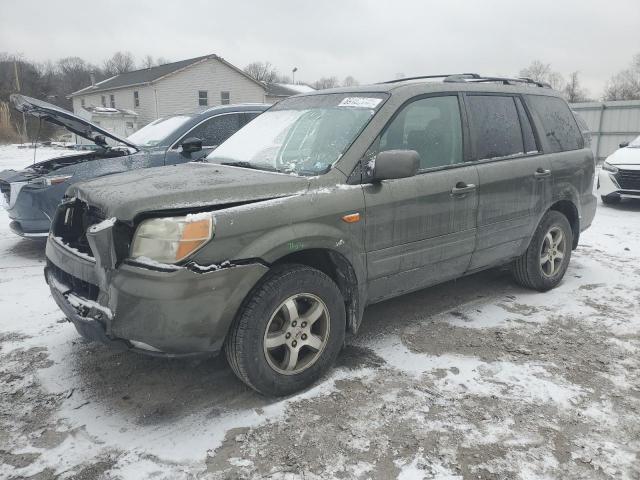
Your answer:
(598, 135), (640, 204)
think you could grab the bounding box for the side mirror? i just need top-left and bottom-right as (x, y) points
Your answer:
(94, 134), (107, 147)
(619, 141), (629, 148)
(181, 137), (203, 153)
(372, 150), (419, 182)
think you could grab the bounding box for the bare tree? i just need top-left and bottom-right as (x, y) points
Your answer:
(156, 57), (171, 66)
(563, 71), (590, 103)
(342, 76), (359, 87)
(519, 60), (564, 90)
(140, 54), (156, 69)
(313, 77), (340, 90)
(244, 61), (279, 83)
(603, 53), (640, 101)
(103, 51), (135, 77)
(56, 57), (97, 94)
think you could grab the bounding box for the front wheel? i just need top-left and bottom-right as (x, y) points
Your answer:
(225, 264), (345, 396)
(512, 210), (573, 291)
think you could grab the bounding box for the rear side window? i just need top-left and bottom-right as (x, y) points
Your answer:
(379, 95), (463, 169)
(467, 95), (523, 160)
(189, 113), (242, 147)
(527, 95), (583, 152)
(515, 97), (538, 153)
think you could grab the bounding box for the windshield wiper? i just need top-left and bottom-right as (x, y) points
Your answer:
(220, 161), (281, 172)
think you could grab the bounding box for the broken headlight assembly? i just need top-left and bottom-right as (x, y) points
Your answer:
(130, 213), (214, 264)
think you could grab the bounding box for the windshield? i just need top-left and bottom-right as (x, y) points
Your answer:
(207, 93), (388, 175)
(127, 115), (193, 147)
(629, 135), (640, 148)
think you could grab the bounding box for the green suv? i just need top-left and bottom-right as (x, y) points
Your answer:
(45, 74), (596, 396)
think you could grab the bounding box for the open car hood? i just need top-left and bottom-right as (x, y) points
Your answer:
(10, 94), (139, 151)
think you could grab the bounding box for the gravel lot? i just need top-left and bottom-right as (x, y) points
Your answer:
(1, 148), (639, 479)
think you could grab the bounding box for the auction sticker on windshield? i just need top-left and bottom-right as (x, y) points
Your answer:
(338, 97), (383, 108)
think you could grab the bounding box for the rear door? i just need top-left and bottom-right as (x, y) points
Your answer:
(465, 93), (551, 271)
(526, 94), (595, 231)
(363, 93), (479, 301)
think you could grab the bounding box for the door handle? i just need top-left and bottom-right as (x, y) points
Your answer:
(534, 168), (551, 179)
(451, 182), (477, 196)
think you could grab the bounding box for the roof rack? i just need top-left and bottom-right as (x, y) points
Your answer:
(380, 73), (551, 89)
(379, 73), (480, 84)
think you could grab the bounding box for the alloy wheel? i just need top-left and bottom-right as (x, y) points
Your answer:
(540, 226), (566, 277)
(263, 293), (330, 375)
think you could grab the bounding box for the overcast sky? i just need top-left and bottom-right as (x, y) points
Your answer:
(2, 0), (638, 97)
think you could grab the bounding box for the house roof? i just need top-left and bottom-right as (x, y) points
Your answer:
(70, 54), (266, 97)
(265, 83), (316, 97)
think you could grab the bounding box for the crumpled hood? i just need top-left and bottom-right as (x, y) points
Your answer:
(67, 162), (310, 221)
(606, 146), (640, 166)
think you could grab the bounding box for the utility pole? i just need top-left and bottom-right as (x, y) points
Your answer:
(292, 67), (298, 85)
(14, 60), (28, 143)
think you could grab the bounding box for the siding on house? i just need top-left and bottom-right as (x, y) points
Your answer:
(152, 58), (266, 117)
(71, 57), (267, 129)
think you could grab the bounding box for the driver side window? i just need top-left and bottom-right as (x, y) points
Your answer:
(379, 96), (463, 170)
(188, 114), (242, 148)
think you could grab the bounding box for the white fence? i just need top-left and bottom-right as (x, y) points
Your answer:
(570, 100), (640, 161)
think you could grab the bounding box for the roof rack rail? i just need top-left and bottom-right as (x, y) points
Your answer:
(379, 73), (480, 84)
(380, 73), (551, 88)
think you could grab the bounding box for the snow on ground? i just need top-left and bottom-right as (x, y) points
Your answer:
(0, 144), (85, 171)
(0, 142), (639, 478)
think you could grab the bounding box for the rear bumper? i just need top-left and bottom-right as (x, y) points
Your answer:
(45, 231), (269, 355)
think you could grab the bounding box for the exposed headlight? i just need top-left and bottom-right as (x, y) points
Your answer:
(130, 213), (214, 264)
(602, 161), (618, 173)
(29, 175), (73, 186)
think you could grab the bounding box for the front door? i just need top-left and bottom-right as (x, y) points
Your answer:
(363, 94), (479, 302)
(464, 94), (551, 270)
(165, 112), (253, 165)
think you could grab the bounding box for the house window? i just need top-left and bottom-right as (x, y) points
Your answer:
(221, 91), (230, 105)
(80, 98), (85, 107)
(133, 91), (139, 107)
(198, 90), (208, 107)
(110, 94), (115, 108)
(126, 122), (134, 129)
(101, 95), (106, 107)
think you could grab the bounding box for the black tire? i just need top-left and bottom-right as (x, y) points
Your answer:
(225, 263), (345, 396)
(601, 194), (621, 205)
(512, 210), (573, 292)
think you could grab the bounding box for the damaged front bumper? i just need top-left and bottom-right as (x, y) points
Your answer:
(45, 222), (269, 356)
(0, 170), (67, 236)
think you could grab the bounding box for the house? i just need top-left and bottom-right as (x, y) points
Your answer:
(265, 83), (316, 104)
(74, 106), (138, 144)
(69, 54), (268, 129)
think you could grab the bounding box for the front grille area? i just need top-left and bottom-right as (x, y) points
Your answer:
(47, 260), (99, 301)
(52, 199), (105, 257)
(616, 168), (640, 191)
(0, 181), (10, 205)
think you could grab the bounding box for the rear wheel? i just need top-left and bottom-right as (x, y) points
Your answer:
(512, 210), (573, 291)
(601, 194), (621, 205)
(225, 264), (345, 396)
